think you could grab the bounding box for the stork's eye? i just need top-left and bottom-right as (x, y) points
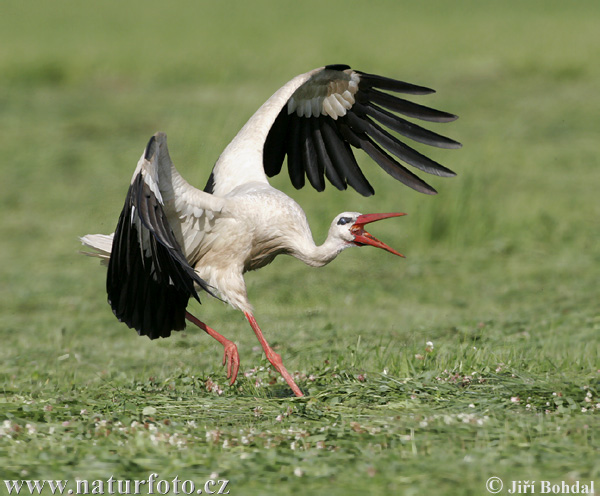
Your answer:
(337, 217), (352, 226)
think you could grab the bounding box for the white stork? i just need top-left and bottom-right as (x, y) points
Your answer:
(81, 64), (460, 397)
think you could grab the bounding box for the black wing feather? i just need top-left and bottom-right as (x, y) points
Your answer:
(286, 115), (305, 189)
(301, 118), (325, 191)
(310, 118), (346, 191)
(203, 170), (215, 194)
(356, 71), (435, 95)
(361, 88), (458, 123)
(264, 106), (289, 177)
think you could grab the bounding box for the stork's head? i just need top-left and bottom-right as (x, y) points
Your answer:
(330, 212), (405, 257)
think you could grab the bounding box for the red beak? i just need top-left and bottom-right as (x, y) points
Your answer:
(351, 213), (406, 257)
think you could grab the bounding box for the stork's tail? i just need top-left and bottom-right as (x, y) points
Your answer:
(80, 233), (114, 266)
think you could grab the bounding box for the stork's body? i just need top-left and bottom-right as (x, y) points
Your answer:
(82, 65), (460, 397)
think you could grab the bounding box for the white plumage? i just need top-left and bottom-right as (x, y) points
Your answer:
(82, 64), (460, 397)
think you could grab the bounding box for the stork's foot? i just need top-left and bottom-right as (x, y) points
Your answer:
(264, 348), (304, 397)
(185, 311), (240, 387)
(245, 312), (304, 398)
(222, 340), (240, 385)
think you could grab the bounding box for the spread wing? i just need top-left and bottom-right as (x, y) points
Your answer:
(107, 133), (225, 339)
(210, 64), (460, 197)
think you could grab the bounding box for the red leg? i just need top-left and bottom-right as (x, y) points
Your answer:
(185, 312), (240, 385)
(245, 312), (303, 397)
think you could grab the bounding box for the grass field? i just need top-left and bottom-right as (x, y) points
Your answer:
(1, 1), (599, 494)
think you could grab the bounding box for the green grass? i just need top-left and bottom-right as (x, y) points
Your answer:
(1, 1), (599, 494)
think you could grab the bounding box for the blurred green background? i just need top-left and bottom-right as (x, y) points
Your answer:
(1, 1), (598, 494)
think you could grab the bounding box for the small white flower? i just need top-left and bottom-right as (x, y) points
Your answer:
(293, 467), (303, 477)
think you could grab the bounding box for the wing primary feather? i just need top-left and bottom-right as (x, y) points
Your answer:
(286, 115), (306, 189)
(357, 71), (435, 95)
(324, 63), (351, 71)
(354, 101), (462, 149)
(361, 88), (458, 123)
(144, 135), (156, 160)
(203, 170), (215, 194)
(345, 111), (456, 177)
(321, 118), (374, 196)
(118, 223), (141, 323)
(300, 118), (325, 191)
(263, 106), (289, 177)
(310, 118), (346, 191)
(339, 120), (437, 195)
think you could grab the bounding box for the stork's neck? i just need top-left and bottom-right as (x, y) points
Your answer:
(291, 232), (349, 268)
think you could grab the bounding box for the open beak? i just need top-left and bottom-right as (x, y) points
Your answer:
(351, 213), (406, 257)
